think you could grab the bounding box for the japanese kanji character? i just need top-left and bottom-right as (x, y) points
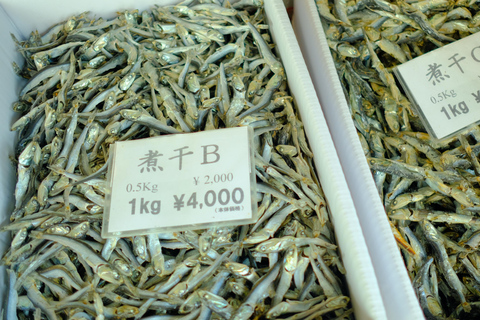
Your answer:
(138, 150), (163, 173)
(448, 53), (466, 73)
(169, 146), (193, 170)
(426, 63), (450, 85)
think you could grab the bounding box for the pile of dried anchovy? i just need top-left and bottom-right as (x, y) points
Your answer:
(2, 1), (352, 319)
(317, 0), (480, 318)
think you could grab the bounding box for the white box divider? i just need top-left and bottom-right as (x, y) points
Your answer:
(292, 0), (425, 319)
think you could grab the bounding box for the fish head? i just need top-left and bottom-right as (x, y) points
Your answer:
(97, 264), (123, 285)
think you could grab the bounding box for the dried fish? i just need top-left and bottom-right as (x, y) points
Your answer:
(4, 2), (351, 319)
(317, 0), (480, 317)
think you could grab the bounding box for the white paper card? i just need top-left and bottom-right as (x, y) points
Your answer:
(103, 126), (257, 237)
(395, 32), (480, 140)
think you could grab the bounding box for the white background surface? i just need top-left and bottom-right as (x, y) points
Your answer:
(106, 127), (254, 235)
(396, 31), (480, 139)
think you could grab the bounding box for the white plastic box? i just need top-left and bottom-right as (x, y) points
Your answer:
(292, 0), (425, 319)
(0, 1), (385, 319)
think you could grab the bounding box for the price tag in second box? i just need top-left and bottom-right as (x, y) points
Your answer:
(102, 126), (257, 237)
(394, 32), (480, 140)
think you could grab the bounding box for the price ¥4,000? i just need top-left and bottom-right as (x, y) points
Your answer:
(127, 187), (245, 215)
(173, 187), (245, 211)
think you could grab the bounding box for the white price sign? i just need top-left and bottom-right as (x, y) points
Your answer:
(102, 126), (257, 237)
(394, 32), (480, 140)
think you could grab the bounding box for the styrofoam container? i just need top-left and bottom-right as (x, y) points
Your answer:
(292, 0), (425, 319)
(0, 1), (385, 319)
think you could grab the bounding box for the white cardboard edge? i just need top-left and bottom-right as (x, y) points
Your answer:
(292, 0), (425, 319)
(0, 2), (24, 313)
(0, 1), (383, 319)
(265, 1), (386, 319)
